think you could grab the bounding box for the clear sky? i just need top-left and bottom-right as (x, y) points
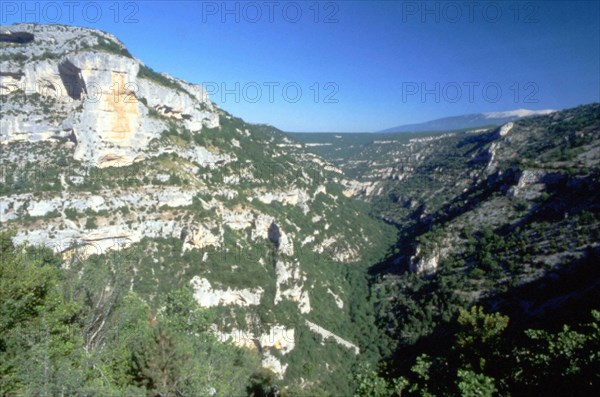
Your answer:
(1, 1), (599, 132)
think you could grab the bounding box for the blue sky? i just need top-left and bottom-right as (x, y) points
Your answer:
(2, 1), (599, 131)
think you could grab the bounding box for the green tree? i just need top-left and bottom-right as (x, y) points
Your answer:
(407, 354), (434, 397)
(455, 306), (509, 372)
(0, 232), (86, 395)
(456, 369), (497, 397)
(352, 362), (390, 397)
(512, 310), (600, 395)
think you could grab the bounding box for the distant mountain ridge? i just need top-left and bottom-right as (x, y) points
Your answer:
(379, 108), (556, 133)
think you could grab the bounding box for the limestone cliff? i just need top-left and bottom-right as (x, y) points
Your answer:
(0, 24), (218, 167)
(0, 23), (396, 385)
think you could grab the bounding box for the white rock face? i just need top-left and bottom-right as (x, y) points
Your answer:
(251, 213), (276, 240)
(409, 238), (453, 275)
(251, 214), (294, 256)
(137, 76), (218, 131)
(516, 170), (547, 187)
(409, 246), (440, 274)
(222, 208), (254, 230)
(314, 236), (360, 263)
(1, 186), (201, 262)
(214, 324), (295, 354)
(327, 288), (344, 309)
(0, 187), (194, 222)
(261, 352), (288, 379)
(67, 52), (161, 166)
(305, 320), (359, 355)
(508, 170), (561, 200)
(183, 224), (222, 251)
(11, 219), (184, 263)
(190, 276), (263, 308)
(256, 188), (311, 214)
(485, 142), (500, 173)
(342, 180), (380, 198)
(0, 23), (219, 168)
(274, 260), (311, 314)
(210, 324), (295, 378)
(497, 122), (514, 137)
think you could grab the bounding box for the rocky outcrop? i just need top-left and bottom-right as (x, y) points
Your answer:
(274, 260), (311, 313)
(183, 224), (222, 251)
(190, 276), (263, 308)
(496, 122), (514, 138)
(409, 245), (440, 274)
(342, 180), (381, 198)
(327, 288), (344, 309)
(213, 324), (295, 378)
(0, 186), (195, 222)
(305, 320), (359, 355)
(508, 170), (565, 200)
(409, 240), (453, 275)
(252, 215), (294, 256)
(255, 188), (311, 214)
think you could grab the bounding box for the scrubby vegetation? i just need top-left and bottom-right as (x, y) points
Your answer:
(138, 64), (187, 93)
(90, 33), (133, 58)
(352, 305), (600, 397)
(0, 232), (262, 396)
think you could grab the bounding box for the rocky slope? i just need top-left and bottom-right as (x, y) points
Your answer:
(342, 105), (599, 273)
(294, 104), (600, 348)
(0, 23), (396, 393)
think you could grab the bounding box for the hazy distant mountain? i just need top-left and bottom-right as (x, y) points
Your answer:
(379, 109), (556, 133)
